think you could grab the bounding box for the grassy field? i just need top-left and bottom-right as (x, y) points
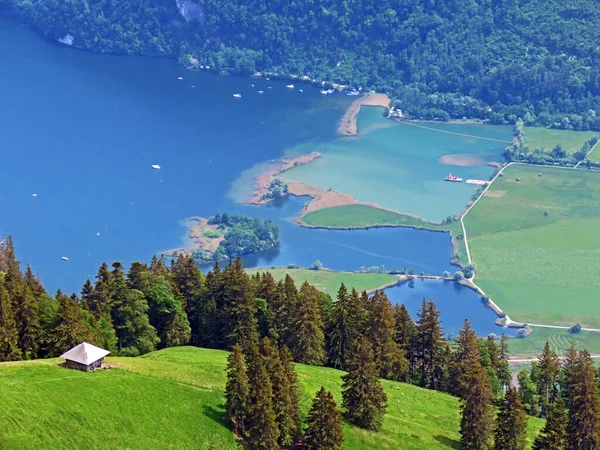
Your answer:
(0, 347), (544, 449)
(523, 126), (597, 153)
(245, 267), (397, 296)
(508, 328), (600, 358)
(300, 205), (468, 265)
(465, 164), (600, 328)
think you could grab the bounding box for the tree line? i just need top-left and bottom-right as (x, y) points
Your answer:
(5, 0), (600, 128)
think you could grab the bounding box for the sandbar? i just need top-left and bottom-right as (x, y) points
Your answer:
(338, 93), (391, 136)
(438, 153), (496, 167)
(163, 217), (224, 257)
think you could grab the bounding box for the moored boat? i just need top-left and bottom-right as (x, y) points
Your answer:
(445, 173), (463, 182)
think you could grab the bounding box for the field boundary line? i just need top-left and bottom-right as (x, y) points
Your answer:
(395, 120), (512, 143)
(575, 137), (600, 168)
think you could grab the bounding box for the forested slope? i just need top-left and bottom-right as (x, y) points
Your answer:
(3, 0), (600, 127)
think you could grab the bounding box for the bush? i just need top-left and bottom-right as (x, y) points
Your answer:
(453, 271), (465, 281)
(516, 328), (527, 338)
(203, 229), (221, 238)
(481, 295), (490, 305)
(286, 264), (299, 269)
(569, 323), (582, 334)
(442, 271), (450, 278)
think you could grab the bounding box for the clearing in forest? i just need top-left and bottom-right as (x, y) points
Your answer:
(465, 165), (600, 328)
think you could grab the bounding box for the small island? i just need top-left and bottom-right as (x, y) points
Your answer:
(163, 213), (279, 262)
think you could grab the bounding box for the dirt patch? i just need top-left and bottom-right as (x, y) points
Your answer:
(338, 93), (391, 136)
(287, 181), (361, 215)
(438, 153), (496, 167)
(484, 190), (507, 198)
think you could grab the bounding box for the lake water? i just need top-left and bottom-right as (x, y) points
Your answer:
(0, 17), (506, 334)
(385, 279), (517, 337)
(282, 107), (512, 222)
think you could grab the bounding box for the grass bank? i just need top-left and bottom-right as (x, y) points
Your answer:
(465, 165), (600, 329)
(0, 347), (544, 449)
(523, 127), (597, 153)
(245, 267), (397, 296)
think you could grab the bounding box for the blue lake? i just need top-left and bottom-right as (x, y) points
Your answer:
(1, 17), (505, 334)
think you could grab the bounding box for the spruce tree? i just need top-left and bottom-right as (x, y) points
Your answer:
(452, 319), (480, 399)
(51, 291), (94, 355)
(89, 262), (115, 317)
(414, 299), (445, 389)
(326, 283), (359, 370)
(532, 397), (567, 450)
(112, 289), (159, 355)
(280, 345), (302, 439)
(560, 342), (579, 402)
(289, 282), (325, 365)
(225, 344), (249, 437)
(494, 387), (528, 450)
(341, 336), (387, 431)
(393, 303), (416, 352)
(304, 387), (344, 450)
(537, 342), (560, 418)
(497, 334), (512, 392)
(0, 278), (21, 361)
(566, 350), (600, 450)
(13, 284), (41, 359)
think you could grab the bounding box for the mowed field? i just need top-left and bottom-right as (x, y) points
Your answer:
(465, 164), (600, 328)
(245, 267), (397, 296)
(508, 328), (600, 358)
(0, 347), (546, 449)
(523, 126), (597, 153)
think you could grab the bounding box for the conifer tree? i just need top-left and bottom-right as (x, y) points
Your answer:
(498, 334), (512, 392)
(536, 342), (560, 418)
(566, 350), (600, 450)
(347, 288), (367, 335)
(279, 274), (300, 347)
(393, 303), (416, 352)
(341, 336), (387, 431)
(89, 262), (114, 317)
(51, 291), (94, 355)
(80, 279), (94, 310)
(13, 284), (40, 359)
(0, 278), (21, 361)
(304, 387), (344, 450)
(414, 299), (445, 389)
(532, 397), (567, 450)
(225, 344), (249, 437)
(560, 342), (579, 402)
(452, 320), (480, 399)
(260, 338), (300, 446)
(245, 344), (279, 450)
(112, 289), (159, 355)
(326, 283), (358, 370)
(170, 254), (205, 307)
(494, 387), (528, 450)
(126, 262), (150, 291)
(144, 276), (190, 348)
(23, 264), (45, 300)
(290, 282), (325, 365)
(280, 345), (302, 438)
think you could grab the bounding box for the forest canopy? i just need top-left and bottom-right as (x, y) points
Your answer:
(4, 0), (600, 128)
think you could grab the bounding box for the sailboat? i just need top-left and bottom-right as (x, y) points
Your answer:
(152, 164), (161, 170)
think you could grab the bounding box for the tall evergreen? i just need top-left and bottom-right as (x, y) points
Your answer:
(260, 338), (300, 446)
(13, 284), (40, 359)
(560, 342), (579, 402)
(494, 387), (528, 450)
(245, 344), (279, 450)
(326, 283), (359, 370)
(222, 258), (258, 350)
(23, 264), (45, 300)
(289, 282), (325, 365)
(341, 336), (387, 431)
(112, 289), (159, 355)
(452, 320), (481, 399)
(279, 274), (300, 347)
(532, 397), (567, 450)
(51, 291), (94, 355)
(0, 277), (21, 361)
(414, 299), (445, 389)
(280, 345), (302, 438)
(393, 303), (416, 352)
(304, 387), (344, 450)
(566, 350), (600, 450)
(89, 262), (114, 317)
(537, 342), (560, 418)
(225, 344), (249, 437)
(497, 334), (512, 392)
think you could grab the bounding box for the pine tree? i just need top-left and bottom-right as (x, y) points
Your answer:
(245, 344), (279, 450)
(260, 338), (300, 446)
(51, 291), (94, 355)
(341, 336), (387, 431)
(112, 289), (159, 355)
(13, 284), (41, 359)
(494, 387), (528, 450)
(459, 326), (495, 450)
(289, 282), (325, 365)
(560, 342), (579, 402)
(537, 342), (560, 418)
(280, 345), (302, 440)
(23, 264), (45, 300)
(532, 397), (567, 450)
(414, 299), (445, 389)
(89, 262), (114, 317)
(566, 350), (600, 450)
(225, 344), (249, 437)
(452, 320), (480, 399)
(326, 283), (359, 370)
(393, 303), (416, 352)
(497, 334), (512, 392)
(304, 387), (344, 450)
(0, 278), (21, 361)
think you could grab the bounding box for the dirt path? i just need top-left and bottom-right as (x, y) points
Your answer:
(338, 93), (390, 136)
(574, 137), (600, 168)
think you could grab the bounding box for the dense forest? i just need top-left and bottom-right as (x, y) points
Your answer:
(1, 236), (599, 447)
(3, 0), (600, 128)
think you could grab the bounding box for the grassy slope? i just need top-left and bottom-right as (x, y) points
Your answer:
(0, 347), (544, 449)
(465, 165), (600, 328)
(245, 267), (397, 296)
(300, 205), (467, 265)
(523, 127), (597, 153)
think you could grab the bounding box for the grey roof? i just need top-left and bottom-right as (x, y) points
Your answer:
(60, 342), (110, 365)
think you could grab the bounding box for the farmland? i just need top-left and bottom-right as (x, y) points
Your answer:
(465, 164), (600, 328)
(523, 126), (597, 153)
(0, 347), (546, 449)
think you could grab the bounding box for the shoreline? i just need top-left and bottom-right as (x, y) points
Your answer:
(162, 217), (224, 258)
(338, 93), (391, 136)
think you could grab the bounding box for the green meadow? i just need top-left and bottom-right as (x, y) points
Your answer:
(508, 328), (600, 358)
(0, 347), (544, 449)
(523, 126), (597, 153)
(245, 267), (397, 296)
(465, 164), (600, 328)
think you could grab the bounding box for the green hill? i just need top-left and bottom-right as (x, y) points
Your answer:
(0, 347), (544, 449)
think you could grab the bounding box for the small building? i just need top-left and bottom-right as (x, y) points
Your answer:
(60, 342), (110, 372)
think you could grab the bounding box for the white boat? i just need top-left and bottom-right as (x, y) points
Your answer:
(299, 89), (303, 92)
(177, 77), (183, 80)
(233, 93), (242, 98)
(61, 256), (69, 261)
(32, 193), (37, 197)
(258, 90), (264, 94)
(445, 173), (463, 182)
(152, 164), (161, 170)
(286, 84), (294, 89)
(96, 232), (100, 236)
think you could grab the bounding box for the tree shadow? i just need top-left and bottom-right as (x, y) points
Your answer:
(433, 435), (461, 449)
(202, 404), (231, 432)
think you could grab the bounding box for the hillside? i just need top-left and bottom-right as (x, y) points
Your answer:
(0, 347), (545, 449)
(3, 0), (600, 126)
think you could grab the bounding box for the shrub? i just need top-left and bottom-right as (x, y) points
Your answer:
(453, 271), (465, 281)
(286, 264), (299, 269)
(543, 211), (548, 216)
(516, 329), (527, 338)
(481, 295), (490, 305)
(203, 229), (221, 239)
(442, 270), (450, 278)
(569, 323), (582, 334)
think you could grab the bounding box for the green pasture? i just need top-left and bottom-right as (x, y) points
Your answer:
(465, 165), (600, 328)
(523, 126), (597, 153)
(0, 347), (544, 449)
(245, 267), (396, 296)
(508, 328), (600, 358)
